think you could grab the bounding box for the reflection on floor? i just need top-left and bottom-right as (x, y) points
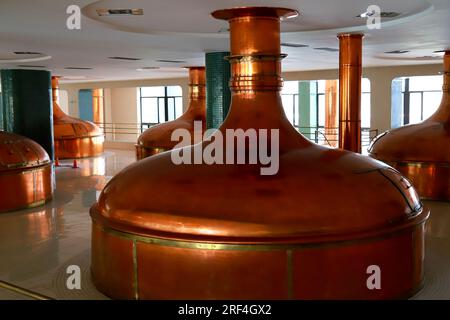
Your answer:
(0, 149), (449, 300)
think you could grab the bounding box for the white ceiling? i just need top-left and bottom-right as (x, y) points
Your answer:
(0, 0), (448, 83)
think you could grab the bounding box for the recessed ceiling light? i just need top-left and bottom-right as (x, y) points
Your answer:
(314, 47), (339, 52)
(109, 56), (141, 61)
(385, 50), (410, 54)
(14, 51), (42, 55)
(96, 8), (144, 16)
(380, 12), (401, 18)
(281, 43), (309, 48)
(156, 59), (187, 63)
(136, 67), (160, 71)
(64, 67), (93, 70)
(17, 65), (47, 68)
(357, 11), (400, 18)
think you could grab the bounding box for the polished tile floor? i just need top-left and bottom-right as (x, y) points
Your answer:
(0, 149), (449, 300)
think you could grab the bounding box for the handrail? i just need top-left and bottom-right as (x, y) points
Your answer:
(93, 121), (378, 150)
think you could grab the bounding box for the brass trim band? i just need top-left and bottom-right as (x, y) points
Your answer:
(0, 280), (54, 300)
(94, 216), (427, 251)
(383, 160), (450, 168)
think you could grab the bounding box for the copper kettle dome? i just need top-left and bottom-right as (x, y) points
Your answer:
(52, 76), (104, 159)
(369, 51), (450, 200)
(0, 131), (53, 212)
(136, 67), (206, 160)
(90, 7), (428, 299)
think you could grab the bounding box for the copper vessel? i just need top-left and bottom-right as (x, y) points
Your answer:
(52, 76), (104, 159)
(369, 51), (450, 201)
(0, 131), (53, 212)
(338, 34), (363, 153)
(136, 67), (206, 160)
(90, 7), (428, 299)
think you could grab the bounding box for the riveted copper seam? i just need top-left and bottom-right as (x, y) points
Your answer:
(338, 33), (363, 153)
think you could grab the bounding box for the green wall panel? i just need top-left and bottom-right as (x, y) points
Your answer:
(205, 52), (231, 129)
(0, 69), (54, 159)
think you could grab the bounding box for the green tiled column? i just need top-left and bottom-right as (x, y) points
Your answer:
(205, 52), (231, 129)
(298, 81), (317, 140)
(0, 83), (4, 130)
(0, 69), (54, 159)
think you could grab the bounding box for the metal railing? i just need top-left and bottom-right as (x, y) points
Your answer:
(94, 122), (378, 151)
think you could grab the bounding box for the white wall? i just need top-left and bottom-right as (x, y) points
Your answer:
(58, 89), (69, 114)
(107, 87), (139, 142)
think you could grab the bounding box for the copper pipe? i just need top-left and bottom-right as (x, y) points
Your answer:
(325, 80), (339, 147)
(338, 33), (363, 153)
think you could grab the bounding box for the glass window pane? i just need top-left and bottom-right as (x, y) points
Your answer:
(317, 80), (325, 94)
(423, 91), (442, 119)
(167, 86), (182, 96)
(175, 97), (183, 117)
(409, 92), (422, 124)
(409, 76), (443, 92)
(141, 98), (159, 124)
(294, 95), (299, 126)
(282, 95), (294, 125)
(282, 81), (298, 95)
(168, 98), (175, 121)
(362, 78), (371, 93)
(141, 86), (165, 97)
(318, 94), (325, 127)
(361, 93), (371, 128)
(158, 97), (166, 123)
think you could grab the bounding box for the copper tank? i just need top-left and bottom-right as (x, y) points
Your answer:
(90, 7), (428, 299)
(52, 76), (104, 159)
(338, 34), (363, 153)
(0, 131), (53, 212)
(135, 67), (206, 160)
(369, 51), (450, 201)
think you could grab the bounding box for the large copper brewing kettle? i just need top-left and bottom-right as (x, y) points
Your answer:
(90, 7), (428, 299)
(369, 51), (450, 201)
(136, 67), (206, 160)
(52, 77), (104, 159)
(0, 131), (53, 212)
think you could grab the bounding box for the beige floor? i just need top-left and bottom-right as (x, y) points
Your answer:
(0, 149), (449, 300)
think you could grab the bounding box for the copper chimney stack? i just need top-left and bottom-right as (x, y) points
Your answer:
(338, 33), (363, 153)
(135, 67), (206, 160)
(90, 7), (428, 300)
(369, 51), (450, 200)
(52, 76), (104, 159)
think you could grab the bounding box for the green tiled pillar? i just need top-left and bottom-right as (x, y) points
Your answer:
(0, 82), (4, 130)
(205, 52), (231, 129)
(0, 69), (54, 159)
(298, 81), (317, 140)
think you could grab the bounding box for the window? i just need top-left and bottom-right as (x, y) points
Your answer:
(281, 81), (299, 126)
(394, 76), (443, 125)
(139, 86), (183, 132)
